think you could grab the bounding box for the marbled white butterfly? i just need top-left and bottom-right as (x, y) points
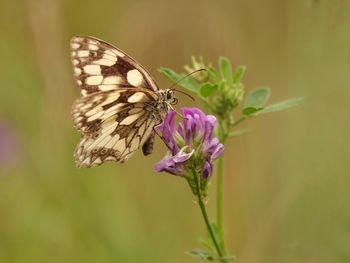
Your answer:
(70, 36), (177, 167)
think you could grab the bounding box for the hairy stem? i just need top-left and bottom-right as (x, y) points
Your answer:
(192, 169), (226, 262)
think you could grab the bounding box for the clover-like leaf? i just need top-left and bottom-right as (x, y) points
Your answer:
(219, 57), (233, 85)
(219, 255), (237, 262)
(233, 65), (246, 84)
(242, 107), (263, 116)
(242, 86), (271, 116)
(186, 249), (215, 261)
(243, 86), (271, 109)
(208, 66), (219, 83)
(158, 67), (181, 82)
(158, 67), (199, 92)
(261, 97), (304, 114)
(200, 83), (218, 98)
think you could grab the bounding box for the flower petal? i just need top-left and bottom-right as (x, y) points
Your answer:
(201, 161), (212, 179)
(173, 146), (194, 163)
(211, 144), (224, 160)
(154, 155), (186, 176)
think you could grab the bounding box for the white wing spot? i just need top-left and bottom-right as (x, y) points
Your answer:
(127, 69), (143, 86)
(105, 134), (120, 148)
(111, 49), (125, 57)
(88, 44), (99, 50)
(129, 137), (140, 152)
(102, 53), (117, 61)
(86, 75), (103, 85)
(77, 50), (90, 57)
(127, 92), (148, 103)
(72, 59), (79, 66)
(71, 42), (80, 50)
(102, 76), (121, 85)
(114, 139), (126, 151)
(101, 121), (119, 132)
(94, 58), (116, 66)
(88, 39), (98, 45)
(85, 108), (99, 117)
(128, 108), (143, 114)
(98, 85), (117, 91)
(83, 65), (101, 75)
(73, 37), (84, 42)
(74, 67), (82, 76)
(103, 103), (123, 115)
(120, 114), (141, 125)
(81, 89), (87, 96)
(105, 50), (119, 57)
(87, 111), (104, 122)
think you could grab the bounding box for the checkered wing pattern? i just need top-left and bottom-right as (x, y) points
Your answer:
(70, 36), (161, 167)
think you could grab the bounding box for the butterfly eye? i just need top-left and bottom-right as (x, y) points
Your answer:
(171, 97), (178, 105)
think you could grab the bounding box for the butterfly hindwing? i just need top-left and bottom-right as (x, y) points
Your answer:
(70, 36), (159, 96)
(72, 88), (158, 167)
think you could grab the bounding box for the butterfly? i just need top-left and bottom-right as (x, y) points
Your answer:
(70, 36), (178, 167)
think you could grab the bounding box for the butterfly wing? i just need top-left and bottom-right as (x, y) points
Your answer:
(72, 88), (159, 167)
(70, 36), (162, 167)
(70, 36), (159, 96)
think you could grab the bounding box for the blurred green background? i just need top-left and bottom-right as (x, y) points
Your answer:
(0, 0), (349, 262)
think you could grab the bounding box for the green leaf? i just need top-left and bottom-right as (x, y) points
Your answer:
(219, 255), (237, 262)
(242, 107), (263, 116)
(158, 67), (181, 82)
(243, 86), (271, 109)
(208, 66), (219, 83)
(261, 97), (304, 114)
(200, 83), (218, 98)
(211, 222), (224, 241)
(233, 65), (246, 84)
(229, 128), (251, 137)
(199, 237), (216, 253)
(158, 67), (199, 92)
(219, 57), (233, 84)
(186, 249), (214, 261)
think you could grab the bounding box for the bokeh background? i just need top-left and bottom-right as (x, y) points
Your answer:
(1, 0), (349, 262)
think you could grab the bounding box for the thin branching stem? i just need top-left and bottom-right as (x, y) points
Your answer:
(192, 169), (226, 262)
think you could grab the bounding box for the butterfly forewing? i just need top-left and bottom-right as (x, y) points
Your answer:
(70, 36), (159, 96)
(70, 36), (164, 167)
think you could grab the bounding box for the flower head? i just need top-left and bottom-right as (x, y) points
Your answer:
(155, 108), (224, 195)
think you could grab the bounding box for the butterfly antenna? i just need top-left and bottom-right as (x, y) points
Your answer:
(168, 68), (207, 101)
(173, 88), (196, 101)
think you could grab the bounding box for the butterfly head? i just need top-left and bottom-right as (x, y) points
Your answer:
(161, 89), (178, 105)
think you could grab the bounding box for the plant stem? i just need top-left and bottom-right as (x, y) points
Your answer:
(231, 116), (246, 128)
(192, 170), (225, 262)
(216, 153), (226, 254)
(215, 122), (228, 254)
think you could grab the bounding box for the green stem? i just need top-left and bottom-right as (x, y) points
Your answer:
(192, 170), (225, 262)
(215, 122), (228, 254)
(231, 116), (246, 128)
(216, 154), (226, 254)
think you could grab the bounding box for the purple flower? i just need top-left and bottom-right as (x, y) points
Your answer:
(155, 107), (224, 180)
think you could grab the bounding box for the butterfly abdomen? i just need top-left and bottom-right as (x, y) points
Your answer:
(142, 132), (155, 156)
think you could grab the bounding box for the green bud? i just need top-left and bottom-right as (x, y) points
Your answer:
(184, 56), (208, 82)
